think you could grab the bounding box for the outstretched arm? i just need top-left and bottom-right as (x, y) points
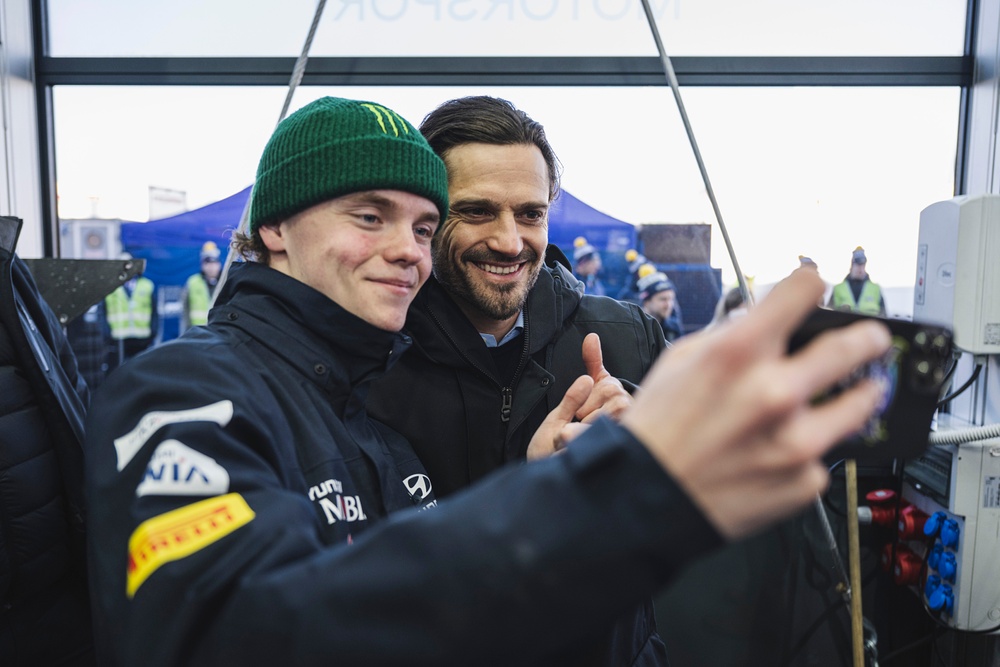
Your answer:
(623, 267), (889, 540)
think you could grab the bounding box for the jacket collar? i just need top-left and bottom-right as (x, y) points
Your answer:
(213, 262), (412, 391)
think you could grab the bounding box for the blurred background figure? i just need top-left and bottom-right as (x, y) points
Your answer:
(104, 253), (157, 364)
(798, 255), (831, 305)
(181, 241), (223, 331)
(65, 301), (116, 390)
(827, 245), (886, 315)
(637, 264), (684, 343)
(617, 248), (648, 303)
(572, 235), (605, 295)
(710, 284), (752, 327)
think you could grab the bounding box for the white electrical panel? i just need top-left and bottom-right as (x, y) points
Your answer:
(915, 195), (1000, 354)
(902, 438), (1000, 631)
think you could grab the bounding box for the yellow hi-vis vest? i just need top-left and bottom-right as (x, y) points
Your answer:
(831, 279), (883, 315)
(185, 273), (212, 327)
(105, 278), (154, 340)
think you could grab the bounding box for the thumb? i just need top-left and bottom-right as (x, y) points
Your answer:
(549, 374), (595, 426)
(527, 375), (595, 461)
(582, 332), (608, 381)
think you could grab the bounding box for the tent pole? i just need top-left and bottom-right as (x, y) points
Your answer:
(213, 0), (329, 307)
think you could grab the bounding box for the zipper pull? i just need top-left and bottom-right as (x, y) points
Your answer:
(501, 387), (512, 423)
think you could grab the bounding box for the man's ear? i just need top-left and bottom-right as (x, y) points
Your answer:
(258, 223), (285, 253)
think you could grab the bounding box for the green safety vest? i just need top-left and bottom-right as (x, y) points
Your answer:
(831, 279), (883, 315)
(185, 273), (212, 327)
(105, 277), (155, 340)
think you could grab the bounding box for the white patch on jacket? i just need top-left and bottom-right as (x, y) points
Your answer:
(135, 440), (230, 497)
(114, 400), (234, 470)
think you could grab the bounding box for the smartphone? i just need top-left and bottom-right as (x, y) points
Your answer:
(788, 308), (954, 462)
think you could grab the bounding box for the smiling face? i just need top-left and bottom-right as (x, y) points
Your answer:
(432, 143), (550, 339)
(259, 189), (439, 331)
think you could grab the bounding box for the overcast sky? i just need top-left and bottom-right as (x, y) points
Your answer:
(50, 0), (966, 291)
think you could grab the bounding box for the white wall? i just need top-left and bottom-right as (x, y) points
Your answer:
(951, 0), (1000, 424)
(0, 0), (44, 257)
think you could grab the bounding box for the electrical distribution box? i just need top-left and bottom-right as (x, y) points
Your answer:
(902, 420), (1000, 632)
(914, 195), (1000, 354)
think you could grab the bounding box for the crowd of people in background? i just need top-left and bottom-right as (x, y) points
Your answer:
(67, 237), (889, 378)
(64, 242), (227, 390)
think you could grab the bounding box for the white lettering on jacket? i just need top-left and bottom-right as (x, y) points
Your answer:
(135, 440), (230, 498)
(309, 478), (367, 525)
(114, 400), (234, 471)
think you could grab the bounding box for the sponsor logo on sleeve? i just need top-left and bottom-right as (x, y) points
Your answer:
(135, 440), (230, 498)
(114, 400), (234, 471)
(126, 492), (254, 599)
(307, 478), (368, 525)
(403, 474), (437, 510)
(403, 474), (431, 501)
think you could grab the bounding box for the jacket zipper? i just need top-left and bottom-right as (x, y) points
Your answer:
(428, 306), (531, 424)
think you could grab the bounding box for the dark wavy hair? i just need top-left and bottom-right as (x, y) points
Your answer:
(419, 96), (562, 201)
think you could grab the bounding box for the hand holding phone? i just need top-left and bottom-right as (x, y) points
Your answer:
(788, 308), (953, 462)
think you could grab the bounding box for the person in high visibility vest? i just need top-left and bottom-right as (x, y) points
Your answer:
(827, 246), (886, 315)
(181, 241), (223, 330)
(104, 255), (158, 362)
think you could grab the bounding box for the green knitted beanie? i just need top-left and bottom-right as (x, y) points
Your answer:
(248, 97), (449, 233)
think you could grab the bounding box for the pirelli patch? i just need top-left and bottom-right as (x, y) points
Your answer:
(126, 493), (254, 598)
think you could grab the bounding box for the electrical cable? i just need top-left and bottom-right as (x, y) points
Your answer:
(936, 362), (983, 409)
(928, 421), (1000, 445)
(783, 564), (884, 665)
(878, 626), (949, 664)
(213, 0), (329, 307)
(813, 495), (852, 603)
(823, 464), (847, 517)
(935, 352), (961, 405)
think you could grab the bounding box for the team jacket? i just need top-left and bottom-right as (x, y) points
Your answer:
(368, 249), (670, 666)
(0, 218), (94, 665)
(87, 262), (721, 666)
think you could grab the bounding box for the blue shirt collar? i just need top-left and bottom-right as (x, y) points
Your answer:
(480, 310), (525, 348)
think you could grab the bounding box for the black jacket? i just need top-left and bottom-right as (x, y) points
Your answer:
(369, 253), (667, 498)
(0, 219), (94, 666)
(368, 252), (669, 666)
(87, 262), (720, 666)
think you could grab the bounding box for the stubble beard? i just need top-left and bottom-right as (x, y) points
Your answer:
(433, 243), (542, 322)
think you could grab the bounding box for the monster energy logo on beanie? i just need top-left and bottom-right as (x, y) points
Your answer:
(248, 97), (450, 233)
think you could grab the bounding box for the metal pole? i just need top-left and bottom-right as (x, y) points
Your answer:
(637, 0), (753, 307)
(213, 0), (329, 306)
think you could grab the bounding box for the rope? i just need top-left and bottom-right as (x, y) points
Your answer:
(637, 0), (753, 307)
(213, 0), (329, 306)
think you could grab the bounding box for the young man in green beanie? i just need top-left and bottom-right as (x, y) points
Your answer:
(84, 96), (893, 667)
